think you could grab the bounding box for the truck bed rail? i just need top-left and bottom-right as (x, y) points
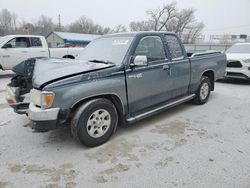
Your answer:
(189, 51), (222, 58)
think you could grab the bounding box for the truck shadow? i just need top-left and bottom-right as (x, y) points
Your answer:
(115, 102), (193, 137)
(217, 78), (250, 85)
(22, 121), (75, 147)
(33, 101), (193, 148)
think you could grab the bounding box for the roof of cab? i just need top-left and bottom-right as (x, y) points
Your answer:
(103, 31), (175, 38)
(4, 34), (44, 38)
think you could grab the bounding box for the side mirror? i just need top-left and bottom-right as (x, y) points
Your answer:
(2, 43), (12, 49)
(132, 55), (148, 67)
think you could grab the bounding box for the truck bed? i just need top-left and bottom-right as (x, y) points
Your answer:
(188, 51), (227, 93)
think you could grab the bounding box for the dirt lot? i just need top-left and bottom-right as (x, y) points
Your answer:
(0, 71), (250, 188)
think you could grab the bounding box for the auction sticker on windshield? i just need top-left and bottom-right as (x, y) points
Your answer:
(112, 39), (129, 45)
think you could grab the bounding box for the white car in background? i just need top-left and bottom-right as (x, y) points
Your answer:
(0, 35), (84, 70)
(225, 43), (250, 80)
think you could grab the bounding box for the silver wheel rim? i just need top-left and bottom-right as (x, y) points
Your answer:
(200, 83), (209, 100)
(86, 109), (111, 138)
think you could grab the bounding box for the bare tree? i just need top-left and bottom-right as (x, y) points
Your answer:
(147, 2), (177, 31)
(102, 27), (112, 34)
(0, 3), (204, 43)
(18, 21), (36, 34)
(68, 16), (103, 34)
(142, 1), (205, 43)
(129, 21), (153, 31)
(35, 15), (54, 36)
(110, 25), (127, 33)
(172, 9), (195, 35)
(0, 9), (17, 35)
(182, 22), (205, 43)
(68, 16), (127, 35)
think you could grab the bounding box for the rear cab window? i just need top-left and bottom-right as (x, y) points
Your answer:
(29, 37), (42, 47)
(165, 35), (185, 60)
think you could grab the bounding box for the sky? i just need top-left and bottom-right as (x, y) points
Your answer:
(1, 0), (250, 38)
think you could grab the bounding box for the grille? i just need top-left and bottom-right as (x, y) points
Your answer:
(227, 60), (242, 68)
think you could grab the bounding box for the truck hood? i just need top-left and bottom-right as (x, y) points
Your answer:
(226, 53), (250, 60)
(32, 58), (115, 88)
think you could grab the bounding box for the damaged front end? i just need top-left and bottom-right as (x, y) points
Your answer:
(6, 57), (115, 115)
(6, 57), (39, 114)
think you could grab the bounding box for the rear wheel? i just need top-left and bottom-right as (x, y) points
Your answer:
(193, 76), (211, 105)
(71, 98), (118, 147)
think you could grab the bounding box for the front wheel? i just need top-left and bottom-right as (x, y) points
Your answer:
(193, 76), (211, 105)
(71, 98), (118, 147)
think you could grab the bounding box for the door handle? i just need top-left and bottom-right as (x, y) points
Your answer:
(163, 64), (170, 70)
(40, 51), (47, 53)
(21, 51), (28, 53)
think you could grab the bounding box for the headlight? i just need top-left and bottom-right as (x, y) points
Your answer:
(243, 59), (250, 63)
(30, 89), (55, 109)
(30, 89), (41, 106)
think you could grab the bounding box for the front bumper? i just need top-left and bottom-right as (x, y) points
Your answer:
(28, 103), (60, 131)
(6, 85), (30, 114)
(225, 64), (250, 80)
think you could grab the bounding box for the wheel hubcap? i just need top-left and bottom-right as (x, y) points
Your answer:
(86, 109), (111, 138)
(200, 83), (209, 100)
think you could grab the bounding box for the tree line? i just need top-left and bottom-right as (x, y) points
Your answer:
(0, 1), (204, 43)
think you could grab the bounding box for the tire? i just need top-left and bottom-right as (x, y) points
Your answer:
(193, 76), (211, 105)
(71, 98), (118, 147)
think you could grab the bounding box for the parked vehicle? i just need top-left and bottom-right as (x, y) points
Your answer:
(225, 43), (250, 80)
(0, 35), (84, 70)
(6, 32), (227, 147)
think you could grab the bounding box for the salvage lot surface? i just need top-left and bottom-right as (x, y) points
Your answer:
(0, 71), (250, 188)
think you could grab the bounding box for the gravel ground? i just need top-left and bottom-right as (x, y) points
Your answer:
(0, 71), (250, 188)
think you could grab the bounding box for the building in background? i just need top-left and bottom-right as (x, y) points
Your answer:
(209, 34), (249, 44)
(46, 32), (100, 48)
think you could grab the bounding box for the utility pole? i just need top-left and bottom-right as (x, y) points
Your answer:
(58, 14), (61, 30)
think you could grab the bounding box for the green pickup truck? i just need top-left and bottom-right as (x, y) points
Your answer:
(6, 32), (227, 147)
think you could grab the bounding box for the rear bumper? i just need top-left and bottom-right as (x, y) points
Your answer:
(28, 103), (60, 131)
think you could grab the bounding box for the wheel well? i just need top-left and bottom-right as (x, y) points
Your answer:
(0, 64), (3, 70)
(202, 70), (214, 91)
(71, 94), (125, 125)
(63, 55), (75, 59)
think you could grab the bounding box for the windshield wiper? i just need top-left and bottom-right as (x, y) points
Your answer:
(88, 59), (114, 65)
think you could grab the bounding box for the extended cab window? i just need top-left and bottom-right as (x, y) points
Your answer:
(165, 35), (184, 60)
(6, 37), (30, 48)
(134, 36), (166, 63)
(30, 37), (42, 47)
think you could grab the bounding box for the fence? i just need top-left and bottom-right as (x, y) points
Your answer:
(184, 44), (232, 53)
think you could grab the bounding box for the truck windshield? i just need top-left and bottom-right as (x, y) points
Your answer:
(78, 36), (134, 65)
(226, 44), (250, 53)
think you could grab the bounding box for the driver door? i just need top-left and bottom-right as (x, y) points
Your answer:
(126, 35), (173, 115)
